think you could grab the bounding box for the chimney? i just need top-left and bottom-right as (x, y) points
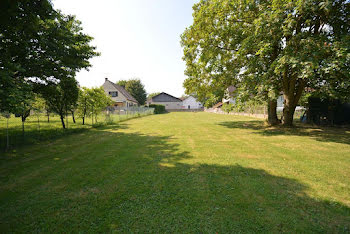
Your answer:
(105, 77), (108, 81)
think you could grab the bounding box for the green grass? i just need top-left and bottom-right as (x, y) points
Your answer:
(0, 112), (349, 232)
(0, 112), (151, 150)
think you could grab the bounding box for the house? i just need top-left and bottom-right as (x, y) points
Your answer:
(222, 85), (237, 105)
(147, 92), (182, 110)
(182, 96), (203, 109)
(102, 78), (138, 107)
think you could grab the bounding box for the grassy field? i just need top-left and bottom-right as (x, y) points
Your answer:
(0, 112), (349, 232)
(0, 111), (151, 150)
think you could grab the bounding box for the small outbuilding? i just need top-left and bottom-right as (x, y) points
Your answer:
(147, 92), (182, 110)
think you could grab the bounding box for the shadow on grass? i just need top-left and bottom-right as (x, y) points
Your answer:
(218, 120), (350, 145)
(0, 126), (349, 232)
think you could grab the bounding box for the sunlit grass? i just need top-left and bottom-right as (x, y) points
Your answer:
(0, 112), (349, 232)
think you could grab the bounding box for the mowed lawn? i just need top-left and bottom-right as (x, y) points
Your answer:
(1, 112), (349, 232)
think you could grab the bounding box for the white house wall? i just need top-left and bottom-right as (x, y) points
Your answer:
(182, 96), (202, 109)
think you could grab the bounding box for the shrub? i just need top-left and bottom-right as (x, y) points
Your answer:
(148, 104), (166, 114)
(222, 103), (234, 113)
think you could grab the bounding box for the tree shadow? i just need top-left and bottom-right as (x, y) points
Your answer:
(218, 120), (350, 145)
(0, 127), (349, 232)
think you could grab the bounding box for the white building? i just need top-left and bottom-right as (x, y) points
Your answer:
(222, 85), (237, 105)
(182, 96), (203, 109)
(147, 92), (183, 110)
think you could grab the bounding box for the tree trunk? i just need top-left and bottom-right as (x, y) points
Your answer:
(6, 117), (9, 151)
(282, 95), (296, 126)
(282, 82), (305, 126)
(72, 111), (76, 123)
(47, 111), (50, 123)
(281, 65), (306, 126)
(267, 99), (279, 125)
(60, 115), (66, 129)
(91, 107), (94, 125)
(82, 116), (85, 125)
(66, 112), (68, 129)
(37, 115), (40, 132)
(21, 116), (25, 137)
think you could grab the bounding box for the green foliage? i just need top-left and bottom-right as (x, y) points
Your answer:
(148, 104), (166, 114)
(181, 0), (350, 125)
(0, 0), (99, 114)
(76, 87), (113, 124)
(147, 92), (161, 99)
(87, 87), (113, 118)
(32, 95), (46, 114)
(116, 80), (128, 88)
(221, 103), (234, 113)
(41, 77), (79, 128)
(117, 79), (147, 105)
(203, 93), (222, 108)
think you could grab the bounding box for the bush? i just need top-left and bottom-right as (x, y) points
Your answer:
(222, 103), (234, 113)
(148, 104), (166, 114)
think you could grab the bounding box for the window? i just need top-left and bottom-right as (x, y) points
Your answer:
(109, 91), (118, 97)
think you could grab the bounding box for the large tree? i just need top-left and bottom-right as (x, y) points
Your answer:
(117, 79), (147, 105)
(0, 0), (54, 113)
(181, 0), (350, 126)
(0, 0), (99, 114)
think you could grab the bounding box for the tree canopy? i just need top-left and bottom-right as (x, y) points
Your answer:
(117, 79), (147, 105)
(181, 0), (350, 125)
(0, 0), (99, 115)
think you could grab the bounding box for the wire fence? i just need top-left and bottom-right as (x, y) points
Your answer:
(0, 107), (154, 151)
(206, 105), (305, 120)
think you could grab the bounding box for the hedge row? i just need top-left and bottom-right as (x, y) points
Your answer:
(148, 104), (166, 114)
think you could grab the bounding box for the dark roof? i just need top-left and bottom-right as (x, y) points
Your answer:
(150, 92), (182, 102)
(105, 80), (138, 103)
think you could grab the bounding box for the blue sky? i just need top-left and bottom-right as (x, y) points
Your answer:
(53, 0), (198, 97)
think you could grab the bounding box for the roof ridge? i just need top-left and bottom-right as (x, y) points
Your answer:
(152, 92), (182, 101)
(106, 80), (138, 103)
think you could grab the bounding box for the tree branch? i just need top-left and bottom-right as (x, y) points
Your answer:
(215, 45), (238, 52)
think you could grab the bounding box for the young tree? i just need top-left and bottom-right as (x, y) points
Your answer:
(77, 87), (112, 125)
(32, 95), (46, 131)
(12, 83), (36, 137)
(77, 88), (89, 125)
(42, 77), (79, 129)
(89, 87), (113, 124)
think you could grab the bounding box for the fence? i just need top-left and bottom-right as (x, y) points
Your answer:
(0, 107), (154, 151)
(205, 106), (305, 120)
